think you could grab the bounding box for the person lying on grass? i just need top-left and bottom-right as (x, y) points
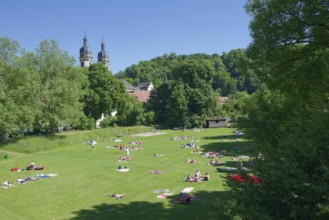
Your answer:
(2, 179), (14, 188)
(185, 158), (197, 163)
(208, 159), (224, 166)
(174, 192), (197, 204)
(17, 177), (26, 184)
(149, 170), (162, 174)
(105, 193), (125, 199)
(116, 166), (130, 172)
(119, 156), (130, 161)
(25, 176), (40, 182)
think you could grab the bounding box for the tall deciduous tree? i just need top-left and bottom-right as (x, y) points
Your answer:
(83, 63), (131, 124)
(222, 1), (329, 219)
(146, 82), (171, 124)
(0, 38), (40, 140)
(166, 60), (219, 127)
(33, 40), (86, 134)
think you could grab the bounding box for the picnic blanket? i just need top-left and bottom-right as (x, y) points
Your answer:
(10, 167), (20, 171)
(157, 193), (173, 199)
(37, 173), (58, 178)
(227, 174), (263, 184)
(181, 187), (194, 193)
(116, 168), (130, 172)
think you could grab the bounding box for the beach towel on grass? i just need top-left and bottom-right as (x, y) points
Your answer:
(149, 170), (162, 174)
(116, 168), (130, 172)
(157, 193), (173, 199)
(181, 187), (194, 193)
(37, 173), (58, 178)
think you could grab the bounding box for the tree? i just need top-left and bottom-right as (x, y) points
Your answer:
(115, 52), (256, 96)
(166, 60), (219, 128)
(222, 1), (329, 219)
(146, 82), (171, 124)
(0, 38), (41, 140)
(32, 40), (86, 134)
(221, 49), (258, 94)
(0, 37), (19, 65)
(166, 82), (188, 127)
(83, 63), (132, 126)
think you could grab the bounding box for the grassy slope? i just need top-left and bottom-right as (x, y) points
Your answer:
(0, 127), (251, 220)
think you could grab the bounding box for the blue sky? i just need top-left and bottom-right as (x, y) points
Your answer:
(0, 0), (252, 73)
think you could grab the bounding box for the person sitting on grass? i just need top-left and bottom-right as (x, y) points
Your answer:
(2, 179), (14, 188)
(26, 162), (35, 170)
(185, 174), (195, 183)
(245, 159), (253, 167)
(105, 193), (125, 199)
(194, 169), (201, 178)
(203, 172), (210, 181)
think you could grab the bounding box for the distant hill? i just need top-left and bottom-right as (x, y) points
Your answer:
(115, 50), (258, 96)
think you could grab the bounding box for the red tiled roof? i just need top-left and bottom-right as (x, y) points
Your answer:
(130, 90), (150, 103)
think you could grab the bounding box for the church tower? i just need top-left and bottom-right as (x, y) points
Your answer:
(79, 34), (92, 67)
(97, 39), (110, 69)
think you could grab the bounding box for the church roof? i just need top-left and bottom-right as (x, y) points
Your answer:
(98, 41), (109, 60)
(80, 35), (92, 55)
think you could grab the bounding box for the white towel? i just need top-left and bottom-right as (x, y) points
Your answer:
(181, 187), (194, 193)
(116, 169), (130, 172)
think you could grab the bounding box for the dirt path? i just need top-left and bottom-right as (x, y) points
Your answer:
(130, 131), (167, 137)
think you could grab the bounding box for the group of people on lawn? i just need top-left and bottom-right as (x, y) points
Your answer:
(185, 169), (209, 183)
(2, 175), (39, 188)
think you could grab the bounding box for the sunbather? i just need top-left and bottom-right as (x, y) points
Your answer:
(105, 193), (125, 199)
(117, 166), (128, 170)
(25, 176), (39, 181)
(119, 156), (129, 161)
(149, 170), (162, 174)
(2, 179), (14, 188)
(175, 192), (197, 204)
(185, 158), (196, 163)
(209, 159), (224, 166)
(17, 177), (26, 184)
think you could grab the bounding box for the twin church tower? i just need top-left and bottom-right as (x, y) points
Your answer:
(79, 34), (110, 69)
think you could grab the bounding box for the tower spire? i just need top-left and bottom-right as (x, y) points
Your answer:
(79, 33), (92, 67)
(98, 38), (110, 69)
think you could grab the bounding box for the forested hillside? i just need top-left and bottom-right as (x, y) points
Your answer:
(115, 51), (258, 96)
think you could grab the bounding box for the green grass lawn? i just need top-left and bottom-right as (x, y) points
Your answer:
(0, 127), (252, 220)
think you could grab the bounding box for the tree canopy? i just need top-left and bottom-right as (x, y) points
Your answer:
(221, 1), (329, 219)
(116, 52), (257, 96)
